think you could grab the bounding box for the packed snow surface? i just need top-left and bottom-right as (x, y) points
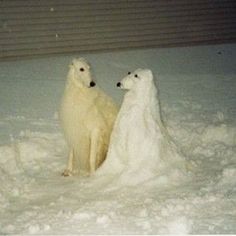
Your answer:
(0, 44), (236, 234)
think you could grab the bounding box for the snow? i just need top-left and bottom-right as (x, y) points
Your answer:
(0, 44), (236, 234)
(97, 68), (188, 186)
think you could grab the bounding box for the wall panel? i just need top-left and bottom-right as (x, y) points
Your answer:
(1, 0), (236, 60)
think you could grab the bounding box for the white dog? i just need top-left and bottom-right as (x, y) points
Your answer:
(97, 69), (187, 185)
(60, 58), (118, 176)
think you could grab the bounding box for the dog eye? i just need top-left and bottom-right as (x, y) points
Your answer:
(128, 72), (131, 75)
(80, 68), (85, 72)
(134, 74), (138, 78)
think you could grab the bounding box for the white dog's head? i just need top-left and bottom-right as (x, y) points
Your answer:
(68, 58), (96, 88)
(117, 69), (153, 90)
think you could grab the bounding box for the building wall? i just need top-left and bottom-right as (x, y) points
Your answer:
(1, 0), (236, 60)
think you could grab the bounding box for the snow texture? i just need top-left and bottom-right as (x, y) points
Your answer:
(0, 44), (236, 234)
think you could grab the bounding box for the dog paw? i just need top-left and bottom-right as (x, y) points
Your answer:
(62, 169), (72, 177)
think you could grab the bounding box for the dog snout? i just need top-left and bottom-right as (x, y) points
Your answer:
(90, 81), (96, 87)
(117, 82), (121, 87)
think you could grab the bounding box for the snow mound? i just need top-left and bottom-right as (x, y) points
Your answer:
(167, 216), (192, 234)
(97, 69), (189, 186)
(218, 167), (236, 187)
(201, 123), (236, 146)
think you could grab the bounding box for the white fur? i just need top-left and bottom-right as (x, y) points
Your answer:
(60, 58), (118, 176)
(97, 69), (187, 185)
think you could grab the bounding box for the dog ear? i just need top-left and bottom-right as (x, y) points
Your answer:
(69, 59), (75, 68)
(77, 57), (89, 65)
(144, 69), (153, 80)
(135, 69), (153, 81)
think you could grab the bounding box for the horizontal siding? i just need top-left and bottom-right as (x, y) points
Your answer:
(1, 0), (236, 60)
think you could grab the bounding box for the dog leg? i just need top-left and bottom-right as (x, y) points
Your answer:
(62, 149), (74, 176)
(89, 129), (100, 174)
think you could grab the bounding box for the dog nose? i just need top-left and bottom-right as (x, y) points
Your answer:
(90, 81), (96, 87)
(117, 82), (121, 87)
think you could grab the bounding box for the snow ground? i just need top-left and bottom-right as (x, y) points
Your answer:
(0, 44), (236, 234)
